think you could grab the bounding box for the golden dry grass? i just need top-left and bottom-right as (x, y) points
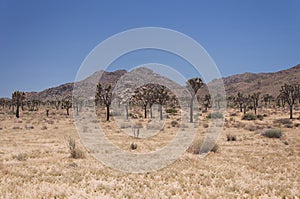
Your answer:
(0, 107), (299, 198)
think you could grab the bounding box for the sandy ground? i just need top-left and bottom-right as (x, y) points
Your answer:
(0, 107), (299, 198)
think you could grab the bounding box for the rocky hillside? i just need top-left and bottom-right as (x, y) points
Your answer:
(24, 64), (300, 101)
(219, 64), (300, 97)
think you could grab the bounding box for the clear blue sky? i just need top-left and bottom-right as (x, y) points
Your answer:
(1, 0), (300, 98)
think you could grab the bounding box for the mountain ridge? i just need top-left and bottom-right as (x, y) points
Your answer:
(3, 64), (300, 101)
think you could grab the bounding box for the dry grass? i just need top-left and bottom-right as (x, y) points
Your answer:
(0, 107), (299, 198)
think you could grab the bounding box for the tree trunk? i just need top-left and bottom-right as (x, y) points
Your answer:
(239, 104), (243, 112)
(243, 105), (247, 114)
(106, 105), (110, 121)
(46, 110), (49, 117)
(159, 104), (163, 120)
(289, 105), (293, 119)
(150, 105), (153, 119)
(125, 104), (129, 120)
(144, 105), (147, 119)
(190, 98), (193, 123)
(66, 108), (69, 116)
(16, 105), (19, 118)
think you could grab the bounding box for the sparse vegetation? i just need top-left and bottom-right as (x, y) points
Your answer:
(242, 113), (257, 120)
(261, 129), (283, 138)
(206, 112), (223, 119)
(226, 134), (237, 141)
(66, 136), (84, 159)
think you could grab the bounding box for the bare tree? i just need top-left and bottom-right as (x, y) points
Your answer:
(279, 83), (300, 119)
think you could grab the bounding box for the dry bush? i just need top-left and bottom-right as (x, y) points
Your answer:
(261, 129), (283, 138)
(171, 120), (179, 127)
(242, 113), (257, 120)
(273, 118), (292, 125)
(41, 126), (47, 130)
(120, 122), (131, 129)
(130, 142), (137, 150)
(245, 124), (257, 132)
(187, 138), (202, 154)
(226, 134), (237, 141)
(13, 153), (27, 161)
(66, 136), (85, 159)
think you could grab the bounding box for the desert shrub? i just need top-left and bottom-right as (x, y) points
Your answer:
(273, 118), (292, 125)
(261, 129), (282, 138)
(171, 120), (178, 127)
(166, 108), (177, 114)
(14, 153), (27, 161)
(245, 124), (257, 131)
(206, 112), (223, 119)
(226, 134), (237, 141)
(187, 138), (202, 154)
(242, 113), (257, 120)
(257, 114), (264, 120)
(211, 144), (219, 153)
(230, 113), (238, 117)
(120, 122), (131, 129)
(41, 126), (47, 130)
(203, 123), (209, 128)
(66, 136), (85, 159)
(130, 142), (137, 150)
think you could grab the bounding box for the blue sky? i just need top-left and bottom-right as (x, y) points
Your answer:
(1, 0), (300, 97)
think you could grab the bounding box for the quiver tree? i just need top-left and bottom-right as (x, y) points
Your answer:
(251, 92), (260, 115)
(12, 91), (25, 118)
(95, 83), (114, 121)
(279, 83), (300, 119)
(187, 78), (204, 123)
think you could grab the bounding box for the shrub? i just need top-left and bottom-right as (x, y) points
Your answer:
(206, 112), (223, 119)
(171, 120), (178, 127)
(130, 142), (137, 150)
(273, 118), (292, 125)
(14, 153), (27, 161)
(67, 136), (85, 159)
(211, 144), (219, 153)
(261, 129), (282, 138)
(187, 138), (202, 154)
(226, 134), (237, 141)
(257, 114), (264, 120)
(166, 108), (177, 114)
(242, 113), (257, 120)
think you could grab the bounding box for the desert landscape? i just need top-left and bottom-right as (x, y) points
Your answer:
(0, 65), (300, 198)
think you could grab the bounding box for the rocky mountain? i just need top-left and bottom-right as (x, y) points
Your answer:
(23, 64), (300, 101)
(219, 64), (300, 98)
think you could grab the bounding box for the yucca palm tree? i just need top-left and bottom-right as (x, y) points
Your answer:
(12, 91), (25, 118)
(187, 78), (203, 123)
(280, 83), (300, 119)
(95, 83), (114, 121)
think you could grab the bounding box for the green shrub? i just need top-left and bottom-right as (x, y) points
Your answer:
(257, 114), (264, 120)
(261, 129), (282, 138)
(166, 108), (177, 114)
(242, 113), (257, 120)
(206, 112), (223, 119)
